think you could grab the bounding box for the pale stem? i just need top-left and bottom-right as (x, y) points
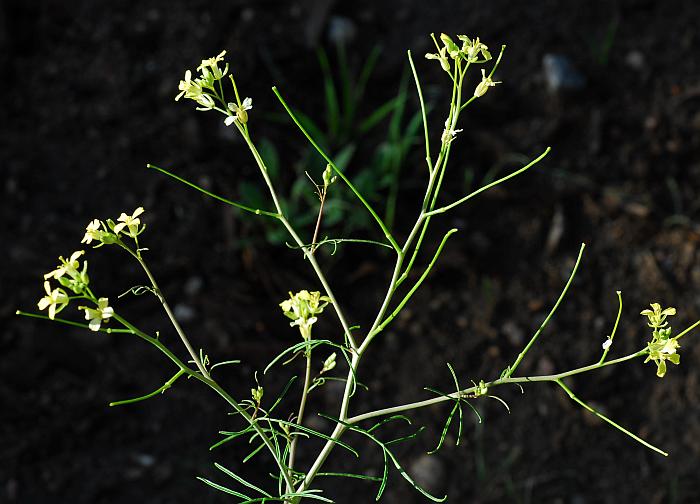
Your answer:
(287, 351), (313, 492)
(124, 245), (210, 379)
(297, 58), (468, 498)
(346, 350), (647, 425)
(236, 123), (357, 351)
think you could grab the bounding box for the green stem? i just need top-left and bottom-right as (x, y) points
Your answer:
(123, 244), (210, 379)
(109, 369), (185, 406)
(407, 50), (431, 172)
(111, 313), (296, 490)
(424, 147), (551, 217)
(368, 229), (458, 344)
(675, 318), (700, 340)
(506, 243), (585, 378)
(346, 350), (647, 425)
(287, 352), (312, 492)
(272, 86), (400, 253)
(235, 121), (357, 352)
(296, 63), (470, 499)
(555, 378), (667, 456)
(599, 290), (623, 364)
(146, 164), (280, 218)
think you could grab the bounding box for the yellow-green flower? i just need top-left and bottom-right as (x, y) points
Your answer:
(44, 250), (85, 280)
(37, 281), (69, 320)
(641, 303), (676, 329)
(113, 207), (145, 237)
(80, 297), (114, 332)
(279, 290), (331, 340)
(225, 97), (253, 125)
(425, 45), (451, 72)
(175, 70), (201, 101)
(463, 36), (491, 62)
(81, 219), (102, 245)
(197, 50), (228, 81)
(641, 303), (680, 377)
(474, 69), (501, 97)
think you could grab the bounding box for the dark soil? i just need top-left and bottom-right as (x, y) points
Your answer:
(3, 1), (700, 503)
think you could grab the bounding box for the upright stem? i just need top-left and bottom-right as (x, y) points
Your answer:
(287, 352), (313, 491)
(238, 125), (358, 352)
(123, 245), (210, 379)
(112, 313), (296, 490)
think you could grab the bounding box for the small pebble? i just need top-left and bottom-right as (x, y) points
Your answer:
(328, 16), (356, 46)
(542, 54), (586, 92)
(173, 303), (196, 322)
(409, 454), (446, 494)
(184, 276), (204, 297)
(624, 50), (645, 70)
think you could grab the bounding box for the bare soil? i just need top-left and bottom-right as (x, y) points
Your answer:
(3, 1), (700, 503)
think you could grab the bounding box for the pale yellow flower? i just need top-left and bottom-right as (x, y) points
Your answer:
(37, 281), (69, 320)
(81, 219), (102, 245)
(44, 250), (85, 280)
(113, 207), (145, 237)
(80, 297), (114, 331)
(225, 97), (253, 125)
(474, 69), (501, 98)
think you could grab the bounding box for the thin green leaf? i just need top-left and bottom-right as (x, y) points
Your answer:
(428, 403), (458, 454)
(424, 147), (551, 216)
(269, 419), (359, 457)
(109, 369), (185, 407)
(506, 242), (585, 377)
(358, 96), (400, 135)
(385, 426), (426, 446)
(210, 360), (241, 372)
(272, 86), (400, 252)
(215, 462), (273, 497)
(317, 48), (340, 139)
(264, 339), (332, 374)
(268, 376), (298, 414)
(146, 164), (279, 218)
(316, 472), (382, 482)
(555, 379), (668, 456)
(243, 442), (266, 463)
(197, 476), (250, 499)
(367, 414), (413, 434)
(210, 426), (254, 451)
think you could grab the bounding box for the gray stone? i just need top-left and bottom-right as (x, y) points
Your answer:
(542, 54), (586, 92)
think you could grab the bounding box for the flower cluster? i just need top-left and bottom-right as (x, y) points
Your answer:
(641, 303), (680, 377)
(279, 290), (331, 340)
(36, 247), (114, 331)
(175, 50), (228, 110)
(35, 209), (144, 329)
(174, 50), (254, 127)
(81, 207), (146, 247)
(425, 33), (492, 73)
(44, 250), (89, 295)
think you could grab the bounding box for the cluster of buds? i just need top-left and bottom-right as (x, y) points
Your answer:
(279, 290), (331, 340)
(425, 34), (501, 98)
(641, 303), (680, 377)
(425, 33), (492, 72)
